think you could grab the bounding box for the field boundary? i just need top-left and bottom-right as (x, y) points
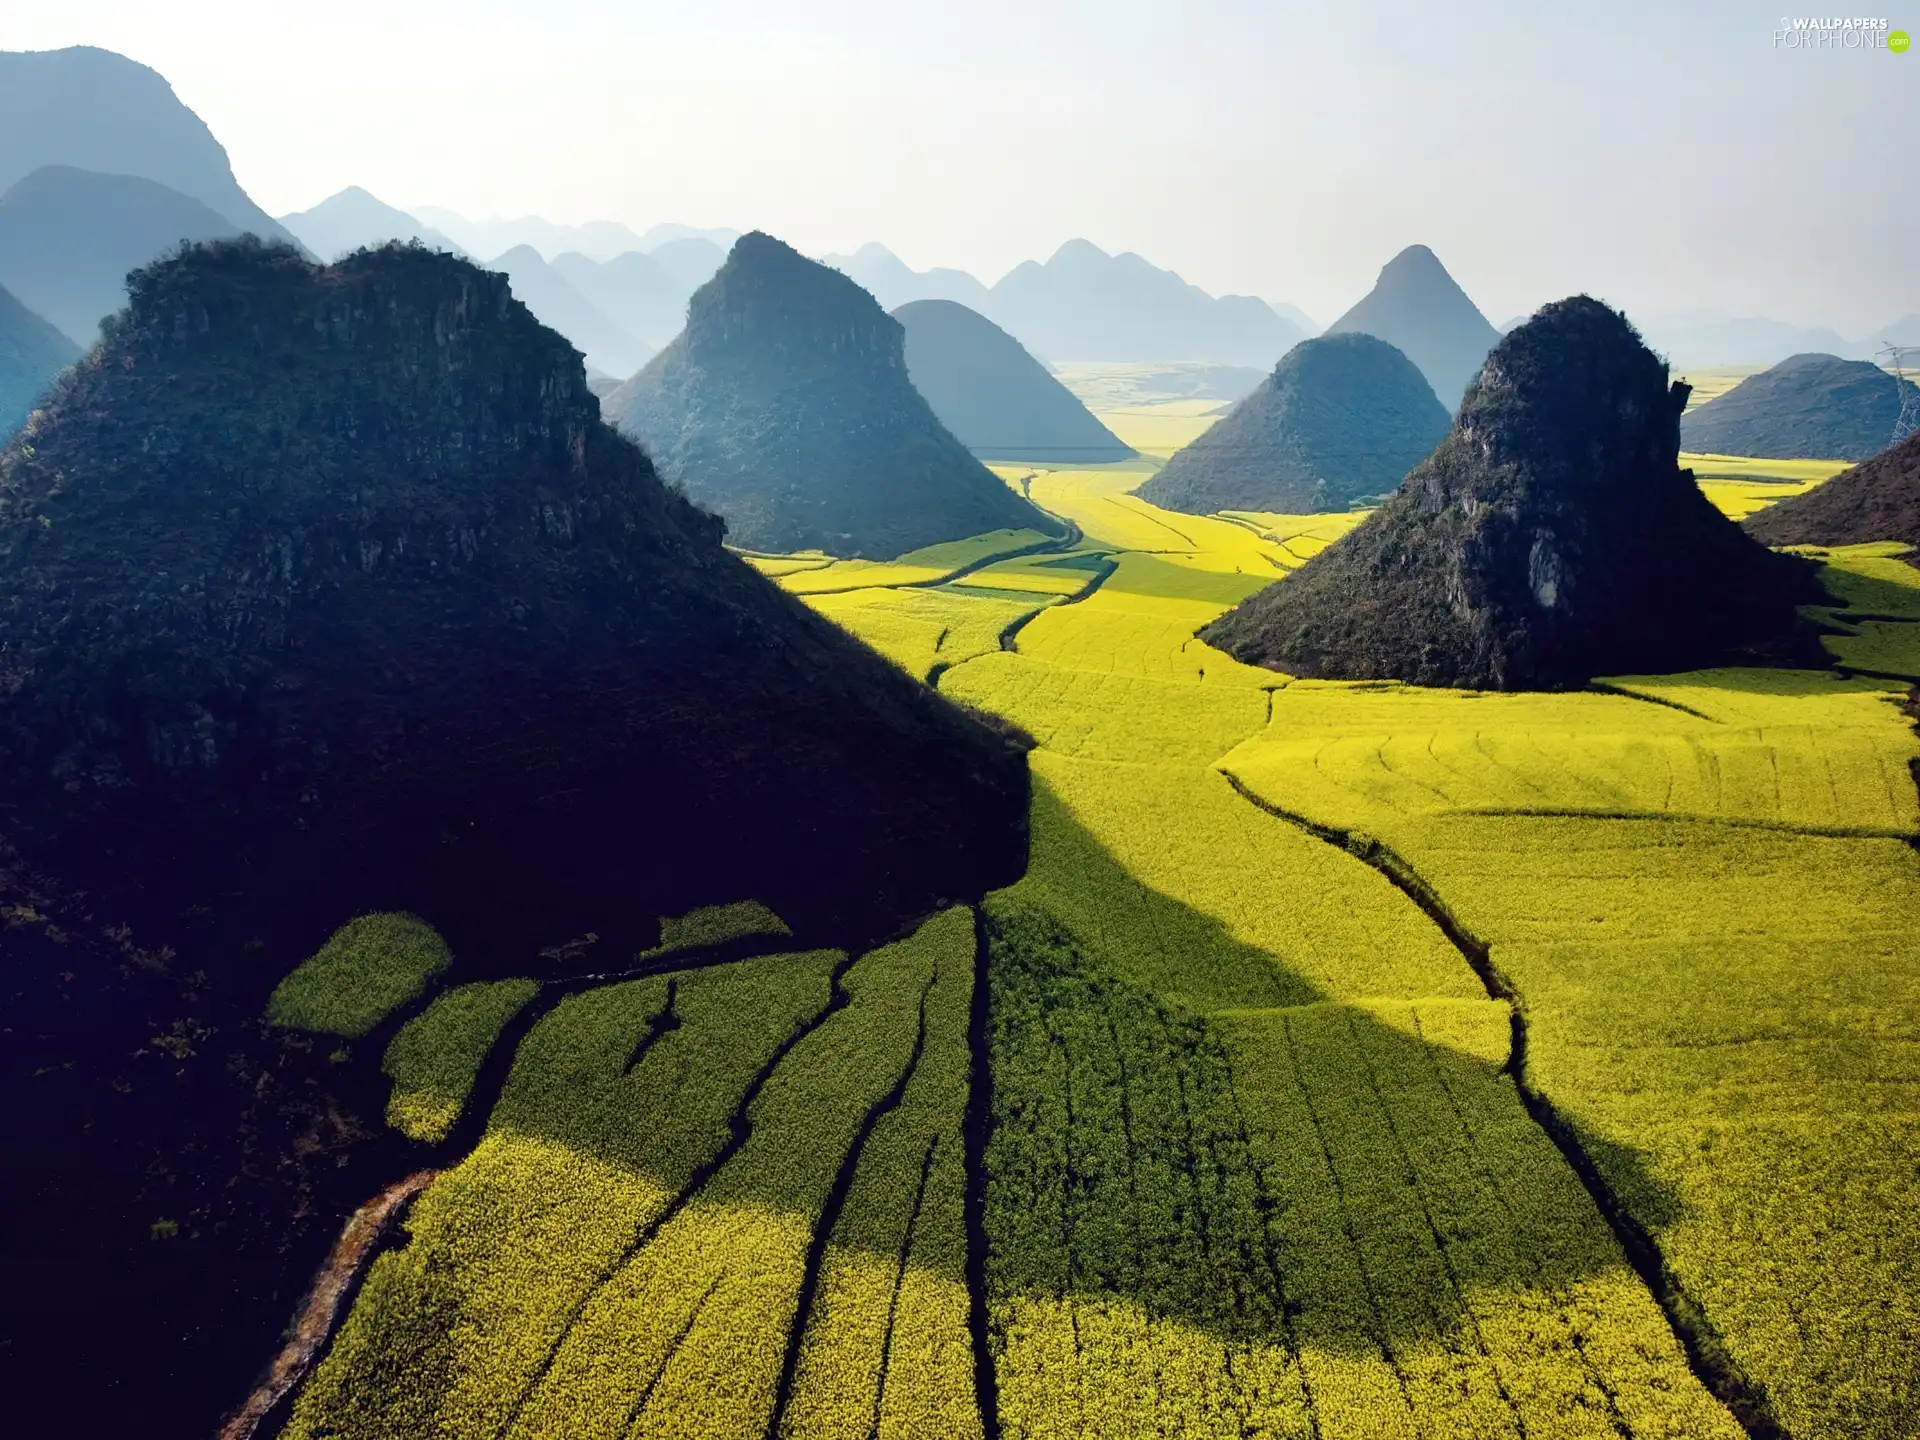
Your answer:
(765, 977), (934, 1438)
(963, 906), (1004, 1440)
(1215, 768), (1788, 1440)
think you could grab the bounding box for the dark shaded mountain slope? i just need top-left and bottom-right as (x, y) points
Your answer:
(1138, 333), (1448, 514)
(0, 279), (78, 436)
(0, 45), (295, 244)
(0, 164), (241, 343)
(606, 232), (1058, 556)
(0, 237), (1035, 1436)
(1203, 297), (1819, 689)
(0, 237), (1031, 950)
(1744, 429), (1920, 548)
(1325, 244), (1500, 409)
(895, 298), (1134, 463)
(1680, 352), (1915, 461)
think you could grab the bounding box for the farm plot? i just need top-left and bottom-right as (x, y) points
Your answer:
(382, 978), (540, 1143)
(1223, 668), (1920, 1440)
(772, 527), (1054, 594)
(805, 585), (1045, 682)
(279, 906), (983, 1440)
(983, 850), (1740, 1440)
(1023, 468), (1298, 571)
(1002, 552), (1275, 684)
(266, 911), (452, 1037)
(924, 509), (1747, 1435)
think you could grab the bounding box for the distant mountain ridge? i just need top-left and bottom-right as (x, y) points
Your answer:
(823, 243), (993, 312)
(0, 46), (296, 248)
(484, 244), (653, 378)
(0, 280), (78, 436)
(278, 187), (466, 260)
(408, 208), (741, 263)
(983, 238), (1304, 366)
(607, 232), (1059, 556)
(0, 165), (242, 344)
(1325, 244), (1500, 409)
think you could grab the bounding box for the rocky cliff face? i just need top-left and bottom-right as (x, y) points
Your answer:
(0, 237), (1029, 951)
(606, 231), (1059, 557)
(1202, 296), (1820, 689)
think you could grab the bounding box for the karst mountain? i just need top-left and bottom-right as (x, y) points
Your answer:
(605, 232), (1059, 556)
(1744, 429), (1920, 549)
(0, 45), (296, 246)
(1324, 244), (1501, 409)
(0, 238), (1030, 951)
(1680, 352), (1917, 461)
(0, 280), (78, 436)
(0, 164), (243, 344)
(1202, 296), (1818, 688)
(1139, 332), (1449, 515)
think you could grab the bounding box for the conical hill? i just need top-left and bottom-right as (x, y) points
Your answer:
(1138, 332), (1448, 514)
(1323, 244), (1500, 409)
(894, 298), (1134, 463)
(0, 238), (1030, 954)
(1202, 297), (1820, 689)
(604, 232), (1059, 557)
(1680, 352), (1918, 462)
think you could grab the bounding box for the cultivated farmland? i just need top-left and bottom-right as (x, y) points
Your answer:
(257, 437), (1919, 1439)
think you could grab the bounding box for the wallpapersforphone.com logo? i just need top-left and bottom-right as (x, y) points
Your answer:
(1773, 16), (1909, 48)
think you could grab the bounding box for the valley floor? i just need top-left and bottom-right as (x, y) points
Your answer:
(249, 461), (1920, 1440)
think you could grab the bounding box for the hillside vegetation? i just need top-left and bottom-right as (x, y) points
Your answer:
(167, 380), (1920, 1440)
(1681, 351), (1917, 461)
(1139, 332), (1449, 514)
(1745, 428), (1920, 549)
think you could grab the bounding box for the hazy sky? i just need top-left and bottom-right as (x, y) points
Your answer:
(11, 0), (1917, 332)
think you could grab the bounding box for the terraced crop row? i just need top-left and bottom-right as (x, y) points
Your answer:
(280, 907), (982, 1439)
(983, 900), (1738, 1440)
(1219, 562), (1920, 1437)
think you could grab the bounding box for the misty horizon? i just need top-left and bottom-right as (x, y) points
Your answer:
(7, 0), (1915, 336)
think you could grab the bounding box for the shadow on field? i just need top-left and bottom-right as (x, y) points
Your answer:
(156, 769), (1699, 1438)
(979, 787), (1693, 1389)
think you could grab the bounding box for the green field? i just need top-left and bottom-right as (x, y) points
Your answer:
(266, 441), (1920, 1438)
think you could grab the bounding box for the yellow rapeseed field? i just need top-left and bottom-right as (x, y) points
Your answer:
(277, 433), (1919, 1439)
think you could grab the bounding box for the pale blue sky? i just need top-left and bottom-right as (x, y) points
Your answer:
(11, 0), (1916, 332)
